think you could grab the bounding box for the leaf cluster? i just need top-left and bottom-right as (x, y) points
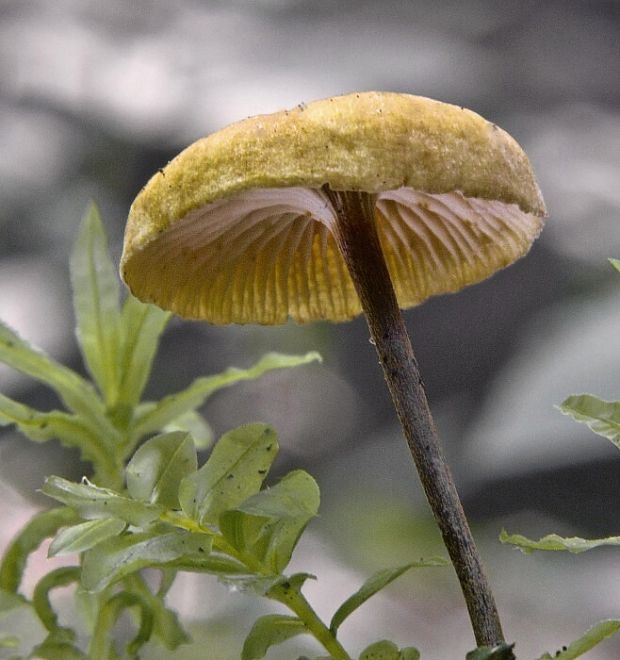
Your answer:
(0, 207), (445, 658)
(0, 204), (320, 489)
(2, 421), (445, 659)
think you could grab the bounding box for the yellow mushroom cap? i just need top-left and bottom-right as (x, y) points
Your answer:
(121, 91), (547, 324)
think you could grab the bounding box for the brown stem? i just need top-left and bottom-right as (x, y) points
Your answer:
(324, 186), (507, 650)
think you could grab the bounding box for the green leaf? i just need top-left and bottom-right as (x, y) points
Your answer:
(126, 432), (197, 509)
(179, 424), (278, 525)
(241, 614), (307, 660)
(42, 476), (162, 526)
(124, 574), (190, 650)
(0, 320), (105, 424)
(538, 620), (620, 659)
(0, 507), (78, 594)
(30, 638), (86, 659)
(609, 258), (620, 274)
(358, 642), (421, 660)
(148, 597), (190, 650)
(48, 518), (126, 557)
(166, 551), (249, 576)
(88, 590), (154, 658)
(32, 567), (81, 636)
(360, 640), (400, 659)
(220, 470), (320, 574)
(164, 409), (213, 449)
(466, 643), (515, 659)
(70, 203), (121, 405)
(0, 395), (113, 470)
(81, 529), (212, 592)
(559, 394), (620, 449)
(235, 572), (314, 599)
(117, 295), (170, 407)
(131, 351), (322, 440)
(330, 559), (448, 634)
(500, 529), (620, 554)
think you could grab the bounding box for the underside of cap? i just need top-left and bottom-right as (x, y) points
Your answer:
(121, 91), (547, 324)
(122, 185), (544, 324)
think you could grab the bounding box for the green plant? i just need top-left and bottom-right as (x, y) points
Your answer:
(499, 259), (620, 657)
(0, 207), (450, 659)
(2, 209), (618, 658)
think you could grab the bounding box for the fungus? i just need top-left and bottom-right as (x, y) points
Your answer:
(121, 92), (546, 648)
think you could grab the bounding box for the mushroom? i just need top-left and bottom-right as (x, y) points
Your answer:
(121, 92), (546, 649)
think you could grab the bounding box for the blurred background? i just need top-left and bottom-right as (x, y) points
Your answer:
(1, 0), (620, 657)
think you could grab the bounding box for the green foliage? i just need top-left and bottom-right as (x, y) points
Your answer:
(359, 640), (420, 659)
(37, 426), (437, 658)
(500, 258), (620, 658)
(537, 620), (620, 660)
(126, 431), (197, 508)
(500, 530), (620, 554)
(0, 204), (321, 487)
(0, 207), (444, 658)
(559, 394), (620, 449)
(48, 518), (127, 557)
(178, 424), (278, 525)
(329, 561), (447, 636)
(241, 614), (308, 660)
(219, 469), (320, 574)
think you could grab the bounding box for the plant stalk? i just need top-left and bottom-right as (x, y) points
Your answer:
(269, 582), (351, 660)
(164, 512), (350, 658)
(325, 186), (507, 650)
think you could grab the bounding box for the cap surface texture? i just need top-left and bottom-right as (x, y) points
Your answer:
(122, 92), (546, 323)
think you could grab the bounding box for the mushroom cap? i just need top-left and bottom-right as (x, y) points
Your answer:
(121, 91), (547, 324)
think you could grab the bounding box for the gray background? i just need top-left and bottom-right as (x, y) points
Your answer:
(1, 1), (620, 658)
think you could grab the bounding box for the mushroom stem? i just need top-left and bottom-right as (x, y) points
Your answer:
(325, 186), (506, 649)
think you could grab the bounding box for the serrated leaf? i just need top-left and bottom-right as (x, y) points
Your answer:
(0, 321), (105, 424)
(164, 410), (214, 449)
(360, 640), (400, 659)
(241, 614), (307, 660)
(42, 476), (162, 526)
(500, 529), (620, 554)
(81, 530), (212, 592)
(117, 295), (170, 407)
(48, 518), (126, 557)
(179, 424), (278, 525)
(538, 620), (620, 659)
(70, 203), (121, 405)
(466, 642), (515, 659)
(126, 432), (197, 509)
(330, 559), (448, 634)
(220, 470), (319, 574)
(559, 394), (620, 449)
(0, 507), (78, 594)
(131, 351), (321, 440)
